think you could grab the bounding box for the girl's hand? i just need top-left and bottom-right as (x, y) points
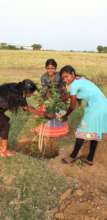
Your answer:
(44, 113), (56, 119)
(23, 106), (45, 116)
(61, 114), (68, 122)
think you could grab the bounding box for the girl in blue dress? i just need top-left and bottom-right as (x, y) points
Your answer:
(60, 65), (107, 165)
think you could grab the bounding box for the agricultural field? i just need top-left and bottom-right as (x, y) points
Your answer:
(0, 50), (107, 220)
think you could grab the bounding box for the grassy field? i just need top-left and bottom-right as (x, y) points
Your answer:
(0, 50), (107, 82)
(0, 50), (107, 220)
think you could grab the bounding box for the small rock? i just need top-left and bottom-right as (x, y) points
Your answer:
(55, 212), (65, 220)
(75, 189), (84, 196)
(96, 206), (100, 210)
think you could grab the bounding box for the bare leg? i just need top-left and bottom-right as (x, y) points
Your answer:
(0, 139), (16, 157)
(0, 139), (8, 157)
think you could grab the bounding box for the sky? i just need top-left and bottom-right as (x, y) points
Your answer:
(0, 0), (107, 50)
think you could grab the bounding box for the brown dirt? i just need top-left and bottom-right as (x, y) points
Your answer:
(48, 141), (107, 220)
(15, 137), (107, 219)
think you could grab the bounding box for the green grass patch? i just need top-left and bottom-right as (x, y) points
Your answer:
(0, 154), (67, 220)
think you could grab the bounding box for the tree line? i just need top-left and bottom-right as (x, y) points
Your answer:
(0, 43), (42, 50)
(97, 45), (107, 53)
(0, 43), (107, 53)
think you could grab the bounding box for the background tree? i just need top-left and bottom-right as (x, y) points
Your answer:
(97, 45), (104, 53)
(0, 42), (8, 49)
(20, 46), (24, 50)
(0, 43), (18, 50)
(7, 45), (17, 50)
(103, 47), (107, 53)
(32, 43), (42, 50)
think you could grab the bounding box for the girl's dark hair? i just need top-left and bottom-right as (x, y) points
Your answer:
(45, 59), (57, 68)
(60, 65), (76, 77)
(17, 79), (38, 93)
(60, 66), (83, 106)
(0, 79), (38, 112)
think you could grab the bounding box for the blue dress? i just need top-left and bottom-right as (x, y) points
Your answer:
(70, 78), (107, 140)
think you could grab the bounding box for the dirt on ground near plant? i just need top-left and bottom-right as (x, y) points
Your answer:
(48, 141), (107, 220)
(16, 137), (107, 220)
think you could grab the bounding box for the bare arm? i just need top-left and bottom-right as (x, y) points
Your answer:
(23, 106), (45, 116)
(65, 95), (77, 117)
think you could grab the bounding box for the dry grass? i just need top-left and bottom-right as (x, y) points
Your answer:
(0, 50), (107, 83)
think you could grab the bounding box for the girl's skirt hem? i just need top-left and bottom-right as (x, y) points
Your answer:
(76, 131), (107, 141)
